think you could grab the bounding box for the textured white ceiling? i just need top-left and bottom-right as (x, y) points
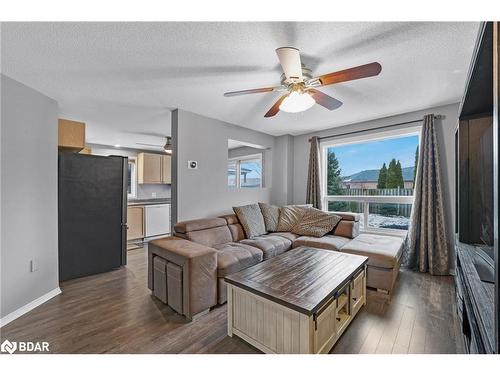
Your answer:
(1, 22), (480, 145)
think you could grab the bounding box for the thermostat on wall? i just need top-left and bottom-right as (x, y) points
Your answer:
(188, 160), (198, 169)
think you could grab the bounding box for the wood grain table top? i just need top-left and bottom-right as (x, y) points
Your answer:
(225, 246), (368, 316)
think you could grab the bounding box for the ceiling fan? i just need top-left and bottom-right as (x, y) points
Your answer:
(136, 136), (172, 154)
(223, 47), (382, 117)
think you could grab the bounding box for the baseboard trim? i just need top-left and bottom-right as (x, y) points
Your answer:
(0, 287), (61, 328)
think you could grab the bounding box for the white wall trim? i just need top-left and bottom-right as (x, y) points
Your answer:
(0, 287), (61, 328)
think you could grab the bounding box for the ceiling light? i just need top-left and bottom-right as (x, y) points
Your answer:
(114, 144), (121, 148)
(279, 91), (315, 113)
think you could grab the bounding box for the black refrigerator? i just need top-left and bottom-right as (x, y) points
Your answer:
(58, 152), (128, 282)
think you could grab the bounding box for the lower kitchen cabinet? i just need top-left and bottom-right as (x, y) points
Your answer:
(127, 206), (144, 240)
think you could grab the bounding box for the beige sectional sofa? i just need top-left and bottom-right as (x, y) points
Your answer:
(148, 211), (404, 319)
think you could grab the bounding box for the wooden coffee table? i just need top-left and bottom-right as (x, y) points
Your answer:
(225, 246), (368, 354)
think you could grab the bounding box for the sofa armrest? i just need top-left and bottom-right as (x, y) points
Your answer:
(148, 236), (218, 319)
(332, 220), (360, 239)
(329, 211), (360, 222)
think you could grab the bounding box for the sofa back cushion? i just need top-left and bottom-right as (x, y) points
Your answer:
(233, 203), (267, 239)
(219, 214), (245, 242)
(332, 220), (360, 239)
(174, 217), (233, 247)
(185, 226), (233, 247)
(325, 211), (360, 239)
(174, 217), (227, 234)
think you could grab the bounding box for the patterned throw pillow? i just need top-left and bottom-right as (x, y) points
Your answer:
(233, 204), (267, 239)
(275, 204), (312, 232)
(258, 202), (280, 232)
(292, 208), (342, 237)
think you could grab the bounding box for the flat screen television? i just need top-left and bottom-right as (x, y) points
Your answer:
(457, 116), (494, 249)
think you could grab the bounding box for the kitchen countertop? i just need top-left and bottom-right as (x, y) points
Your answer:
(128, 198), (171, 206)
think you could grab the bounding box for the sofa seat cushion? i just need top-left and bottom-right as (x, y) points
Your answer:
(270, 232), (300, 242)
(240, 234), (292, 260)
(213, 242), (263, 277)
(292, 235), (351, 251)
(340, 233), (404, 269)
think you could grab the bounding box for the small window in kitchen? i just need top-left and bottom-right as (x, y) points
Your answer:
(128, 158), (137, 199)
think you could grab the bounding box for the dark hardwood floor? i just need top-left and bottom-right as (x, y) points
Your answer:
(0, 246), (463, 354)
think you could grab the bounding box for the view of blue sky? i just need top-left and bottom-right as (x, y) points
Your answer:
(328, 135), (419, 177)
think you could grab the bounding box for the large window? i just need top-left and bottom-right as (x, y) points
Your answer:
(228, 154), (263, 188)
(322, 128), (420, 234)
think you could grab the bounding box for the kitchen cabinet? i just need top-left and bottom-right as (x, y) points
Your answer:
(137, 152), (171, 184)
(161, 154), (172, 184)
(127, 206), (144, 240)
(145, 204), (170, 237)
(58, 118), (85, 151)
(138, 153), (162, 184)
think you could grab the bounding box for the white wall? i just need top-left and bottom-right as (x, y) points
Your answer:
(88, 143), (171, 200)
(1, 75), (59, 320)
(292, 103), (460, 251)
(172, 109), (275, 222)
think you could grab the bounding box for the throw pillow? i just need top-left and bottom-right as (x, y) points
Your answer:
(233, 204), (267, 239)
(258, 202), (280, 232)
(275, 204), (312, 232)
(292, 208), (342, 237)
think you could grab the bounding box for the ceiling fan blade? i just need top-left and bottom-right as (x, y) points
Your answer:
(136, 142), (163, 147)
(308, 89), (343, 111)
(315, 62), (382, 87)
(264, 95), (287, 118)
(276, 47), (303, 81)
(224, 87), (278, 97)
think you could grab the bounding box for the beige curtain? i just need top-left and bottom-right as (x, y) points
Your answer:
(306, 136), (322, 210)
(404, 114), (450, 275)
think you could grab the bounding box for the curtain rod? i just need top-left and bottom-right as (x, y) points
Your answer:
(308, 114), (444, 143)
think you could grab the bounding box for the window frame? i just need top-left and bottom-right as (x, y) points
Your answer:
(228, 153), (263, 189)
(127, 157), (138, 199)
(320, 125), (421, 236)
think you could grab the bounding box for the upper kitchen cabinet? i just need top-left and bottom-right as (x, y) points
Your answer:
(162, 154), (172, 184)
(137, 152), (171, 184)
(58, 118), (85, 151)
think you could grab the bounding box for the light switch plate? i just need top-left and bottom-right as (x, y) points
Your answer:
(30, 259), (38, 272)
(188, 161), (198, 169)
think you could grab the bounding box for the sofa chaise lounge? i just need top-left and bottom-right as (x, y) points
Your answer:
(147, 211), (403, 319)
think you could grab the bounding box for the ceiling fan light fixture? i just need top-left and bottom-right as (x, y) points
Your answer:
(163, 136), (172, 154)
(279, 91), (315, 113)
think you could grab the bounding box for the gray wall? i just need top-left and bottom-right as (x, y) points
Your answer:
(88, 143), (171, 200)
(272, 134), (294, 206)
(172, 109), (275, 222)
(292, 103), (460, 251)
(1, 75), (59, 319)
